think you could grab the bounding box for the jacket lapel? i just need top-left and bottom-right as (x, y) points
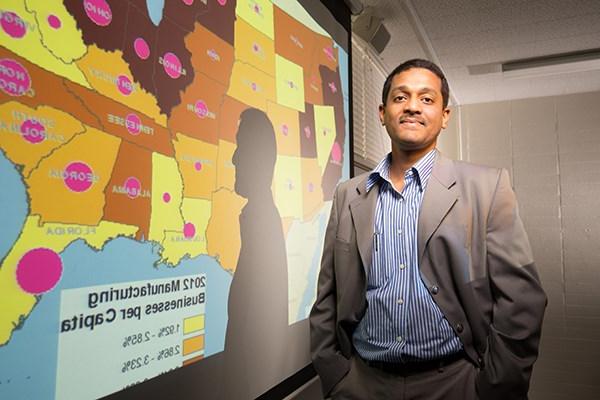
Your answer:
(349, 176), (378, 276)
(418, 153), (458, 263)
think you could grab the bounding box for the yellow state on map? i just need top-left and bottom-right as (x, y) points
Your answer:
(25, 0), (87, 64)
(234, 18), (275, 77)
(314, 104), (336, 174)
(236, 0), (274, 40)
(227, 61), (275, 112)
(216, 139), (237, 191)
(26, 126), (121, 226)
(206, 188), (246, 272)
(0, 215), (138, 345)
(173, 133), (218, 200)
(76, 45), (167, 126)
(0, 0), (89, 88)
(0, 101), (85, 177)
(266, 101), (300, 157)
(148, 152), (185, 242)
(160, 198), (211, 265)
(272, 155), (302, 219)
(301, 157), (325, 221)
(275, 55), (305, 113)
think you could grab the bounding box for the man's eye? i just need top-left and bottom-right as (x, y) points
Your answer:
(394, 95), (406, 102)
(422, 97), (433, 104)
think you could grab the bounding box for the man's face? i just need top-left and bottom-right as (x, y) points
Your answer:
(379, 67), (450, 154)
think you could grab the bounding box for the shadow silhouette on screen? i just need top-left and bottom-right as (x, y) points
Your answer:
(221, 108), (289, 399)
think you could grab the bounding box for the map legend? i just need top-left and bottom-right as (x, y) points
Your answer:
(55, 274), (206, 400)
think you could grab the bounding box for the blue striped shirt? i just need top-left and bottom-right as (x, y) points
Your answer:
(353, 149), (463, 362)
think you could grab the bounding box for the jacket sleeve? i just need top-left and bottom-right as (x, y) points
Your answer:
(309, 187), (351, 397)
(476, 169), (547, 400)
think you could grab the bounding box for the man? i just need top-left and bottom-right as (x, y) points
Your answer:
(310, 59), (546, 400)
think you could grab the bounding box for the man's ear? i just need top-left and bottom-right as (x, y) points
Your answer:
(379, 104), (385, 126)
(441, 107), (451, 129)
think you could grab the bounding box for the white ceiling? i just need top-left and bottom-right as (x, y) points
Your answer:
(355, 0), (600, 105)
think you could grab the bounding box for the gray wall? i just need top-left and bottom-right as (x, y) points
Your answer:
(460, 91), (600, 400)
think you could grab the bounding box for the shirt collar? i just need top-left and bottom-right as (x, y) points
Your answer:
(366, 149), (438, 193)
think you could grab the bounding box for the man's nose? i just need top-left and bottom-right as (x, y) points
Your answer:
(404, 96), (421, 114)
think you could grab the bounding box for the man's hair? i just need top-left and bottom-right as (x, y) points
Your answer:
(381, 59), (450, 108)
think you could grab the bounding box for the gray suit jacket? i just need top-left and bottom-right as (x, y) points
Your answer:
(309, 153), (547, 399)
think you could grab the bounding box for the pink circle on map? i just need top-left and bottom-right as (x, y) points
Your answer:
(281, 124), (288, 136)
(182, 0), (194, 5)
(195, 100), (208, 118)
(20, 119), (46, 144)
(0, 58), (31, 97)
(124, 176), (141, 199)
(331, 141), (342, 163)
(16, 248), (63, 294)
(47, 14), (62, 29)
(163, 192), (171, 203)
(1, 11), (26, 38)
(117, 74), (133, 95)
(217, 0), (227, 5)
(125, 113), (141, 135)
(84, 0), (112, 27)
(163, 52), (182, 79)
(308, 182), (314, 192)
(64, 161), (94, 192)
(304, 126), (311, 139)
(134, 37), (150, 60)
(183, 222), (196, 238)
(194, 161), (202, 171)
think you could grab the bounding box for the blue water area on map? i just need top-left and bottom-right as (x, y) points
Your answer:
(296, 211), (329, 321)
(146, 0), (165, 26)
(337, 45), (351, 181)
(0, 152), (27, 261)
(0, 237), (231, 400)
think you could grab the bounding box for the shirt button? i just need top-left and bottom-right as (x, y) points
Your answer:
(397, 229), (402, 235)
(430, 285), (439, 294)
(399, 263), (406, 270)
(456, 323), (464, 333)
(397, 298), (404, 305)
(396, 336), (403, 343)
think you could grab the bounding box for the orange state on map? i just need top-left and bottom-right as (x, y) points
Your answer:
(273, 6), (317, 72)
(215, 139), (237, 191)
(206, 188), (246, 272)
(75, 45), (167, 126)
(102, 140), (153, 240)
(173, 133), (218, 200)
(26, 125), (121, 226)
(169, 72), (227, 145)
(312, 34), (338, 72)
(266, 101), (300, 157)
(184, 22), (234, 87)
(234, 18), (275, 77)
(304, 64), (324, 105)
(218, 95), (249, 144)
(0, 48), (101, 129)
(0, 102), (85, 177)
(62, 79), (174, 157)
